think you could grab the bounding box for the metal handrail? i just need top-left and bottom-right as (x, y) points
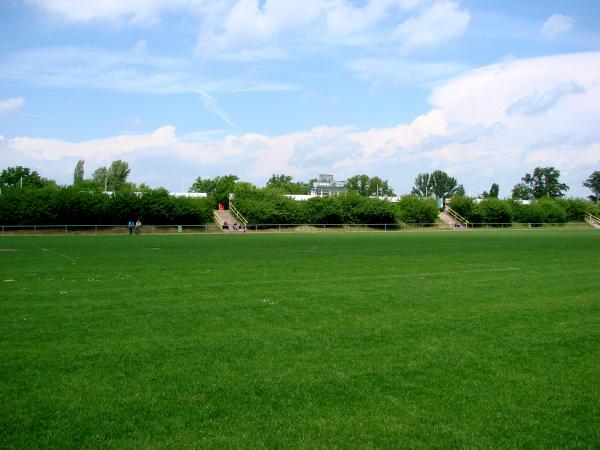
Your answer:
(445, 207), (470, 228)
(585, 212), (600, 225)
(229, 203), (248, 227)
(213, 211), (225, 227)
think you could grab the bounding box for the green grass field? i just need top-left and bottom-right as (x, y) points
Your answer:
(1, 230), (599, 448)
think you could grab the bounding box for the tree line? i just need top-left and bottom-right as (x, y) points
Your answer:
(1, 161), (599, 225)
(0, 162), (213, 225)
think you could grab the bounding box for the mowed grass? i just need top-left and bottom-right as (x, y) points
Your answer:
(1, 230), (599, 449)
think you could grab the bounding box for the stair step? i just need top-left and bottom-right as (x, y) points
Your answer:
(214, 210), (246, 232)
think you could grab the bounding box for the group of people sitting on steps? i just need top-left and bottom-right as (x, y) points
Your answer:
(222, 220), (246, 233)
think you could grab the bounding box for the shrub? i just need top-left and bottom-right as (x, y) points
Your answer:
(396, 195), (438, 224)
(479, 198), (513, 225)
(302, 197), (343, 224)
(0, 187), (212, 225)
(588, 202), (600, 218)
(235, 190), (301, 224)
(448, 196), (481, 223)
(56, 188), (110, 224)
(335, 194), (396, 224)
(537, 199), (567, 223)
(555, 198), (588, 222)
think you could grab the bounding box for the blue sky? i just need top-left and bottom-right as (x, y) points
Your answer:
(1, 0), (599, 197)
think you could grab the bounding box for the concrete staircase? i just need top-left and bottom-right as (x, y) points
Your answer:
(439, 211), (464, 229)
(585, 216), (600, 229)
(214, 209), (245, 231)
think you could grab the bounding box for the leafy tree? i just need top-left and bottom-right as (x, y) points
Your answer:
(521, 167), (569, 198)
(335, 194), (395, 223)
(511, 182), (532, 200)
(92, 167), (109, 190)
(511, 201), (546, 225)
(235, 188), (300, 224)
(0, 166), (52, 189)
(189, 177), (216, 194)
(57, 188), (110, 225)
(411, 173), (434, 197)
(302, 196), (343, 224)
(346, 175), (370, 196)
(233, 181), (259, 198)
(430, 170), (459, 207)
(536, 199), (567, 223)
(189, 174), (239, 207)
(583, 170), (600, 203)
(137, 183), (152, 192)
(449, 196), (481, 222)
(396, 195), (438, 224)
(479, 198), (512, 225)
(483, 183), (499, 198)
(73, 160), (84, 185)
(555, 198), (589, 222)
(368, 176), (394, 196)
(73, 178), (104, 192)
(453, 184), (466, 197)
(92, 160), (131, 191)
(346, 174), (394, 197)
(265, 174), (309, 194)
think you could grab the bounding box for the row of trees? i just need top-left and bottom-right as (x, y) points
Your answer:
(1, 161), (599, 226)
(449, 196), (592, 225)
(3, 162), (598, 203)
(411, 171), (464, 206)
(409, 167), (600, 204)
(0, 187), (212, 226)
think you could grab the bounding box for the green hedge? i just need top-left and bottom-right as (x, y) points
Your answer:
(0, 187), (213, 225)
(2, 186), (597, 227)
(235, 192), (396, 225)
(395, 195), (438, 224)
(450, 196), (593, 225)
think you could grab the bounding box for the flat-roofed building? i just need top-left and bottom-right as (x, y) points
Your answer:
(310, 174), (346, 196)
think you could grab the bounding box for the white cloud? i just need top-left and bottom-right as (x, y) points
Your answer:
(506, 82), (585, 116)
(197, 91), (235, 126)
(348, 58), (468, 87)
(0, 46), (295, 95)
(4, 52), (599, 196)
(195, 0), (433, 60)
(9, 126), (178, 162)
(25, 0), (195, 25)
(325, 0), (423, 37)
(0, 97), (25, 116)
(196, 0), (328, 58)
(0, 45), (294, 124)
(540, 14), (574, 39)
(290, 126), (362, 169)
(393, 0), (470, 52)
(24, 0), (467, 65)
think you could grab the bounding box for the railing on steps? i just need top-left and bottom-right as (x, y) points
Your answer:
(213, 211), (225, 227)
(446, 207), (470, 228)
(229, 203), (248, 227)
(585, 212), (600, 227)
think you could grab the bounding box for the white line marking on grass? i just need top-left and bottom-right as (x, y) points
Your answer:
(39, 247), (77, 265)
(5, 266), (521, 296)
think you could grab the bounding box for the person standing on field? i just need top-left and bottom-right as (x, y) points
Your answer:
(128, 220), (134, 235)
(135, 219), (141, 236)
